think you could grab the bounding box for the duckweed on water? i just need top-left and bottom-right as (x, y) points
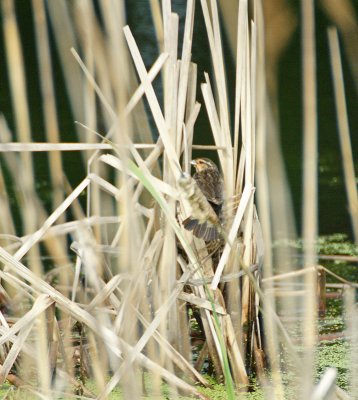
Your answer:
(316, 339), (349, 390)
(273, 234), (358, 257)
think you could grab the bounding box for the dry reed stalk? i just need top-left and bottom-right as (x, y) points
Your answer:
(115, 340), (211, 400)
(0, 245), (208, 397)
(317, 268), (326, 317)
(311, 368), (337, 400)
(98, 269), (197, 398)
(0, 248), (115, 341)
(195, 0), (264, 386)
(110, 70), (200, 269)
(217, 0), (239, 57)
(328, 27), (358, 244)
(240, 17), (255, 362)
(184, 64), (199, 162)
(0, 319), (38, 360)
(2, 216), (120, 254)
(0, 143), (150, 151)
(0, 294), (54, 382)
(178, 252), (226, 379)
(321, 0), (358, 93)
(211, 186), (255, 289)
(1, 0), (42, 282)
(2, 145), (67, 391)
(160, 2), (180, 358)
(176, 0), (195, 152)
(14, 178), (90, 261)
(319, 265), (358, 287)
(124, 26), (180, 170)
(32, 0), (64, 211)
(0, 324), (34, 383)
(99, 154), (178, 198)
(150, 0), (164, 52)
(224, 314), (248, 385)
(178, 292), (226, 315)
(76, 2), (108, 245)
(262, 266), (317, 283)
(262, 0), (297, 100)
(72, 46), (167, 151)
(71, 48), (116, 122)
(99, 1), (129, 114)
(0, 165), (15, 240)
(134, 307), (211, 387)
(233, 0), (247, 176)
(254, 0), (286, 394)
(0, 269), (36, 303)
(198, 309), (224, 379)
(46, 1), (84, 123)
(200, 0), (234, 197)
(2, 0), (53, 390)
(301, 0), (319, 396)
(221, 0), (299, 244)
(267, 289), (307, 297)
(344, 287), (358, 397)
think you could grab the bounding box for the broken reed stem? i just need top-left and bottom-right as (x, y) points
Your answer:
(262, 266), (316, 283)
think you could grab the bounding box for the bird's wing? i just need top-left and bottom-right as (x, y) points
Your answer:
(183, 217), (220, 241)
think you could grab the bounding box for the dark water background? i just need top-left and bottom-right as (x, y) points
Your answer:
(0, 1), (357, 240)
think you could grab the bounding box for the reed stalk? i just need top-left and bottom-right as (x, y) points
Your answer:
(301, 0), (318, 396)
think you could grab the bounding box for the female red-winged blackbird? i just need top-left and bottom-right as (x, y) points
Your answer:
(182, 158), (223, 241)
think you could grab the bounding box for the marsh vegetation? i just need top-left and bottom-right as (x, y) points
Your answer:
(0, 1), (357, 399)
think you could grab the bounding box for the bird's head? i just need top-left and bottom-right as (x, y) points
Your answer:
(190, 158), (218, 173)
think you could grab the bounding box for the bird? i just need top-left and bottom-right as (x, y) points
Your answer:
(182, 158), (224, 241)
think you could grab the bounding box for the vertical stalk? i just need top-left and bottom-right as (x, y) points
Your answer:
(301, 0), (318, 396)
(256, 1), (285, 397)
(2, 0), (49, 393)
(32, 0), (64, 211)
(344, 287), (358, 397)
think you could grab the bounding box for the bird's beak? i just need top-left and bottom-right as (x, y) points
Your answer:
(190, 160), (197, 166)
